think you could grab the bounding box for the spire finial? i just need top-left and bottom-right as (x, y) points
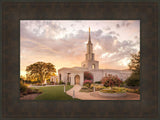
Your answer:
(88, 27), (91, 43)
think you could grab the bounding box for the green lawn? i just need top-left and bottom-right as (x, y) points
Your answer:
(33, 85), (79, 100)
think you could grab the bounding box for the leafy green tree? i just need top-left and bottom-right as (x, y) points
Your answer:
(126, 51), (140, 87)
(26, 61), (56, 83)
(125, 73), (140, 87)
(128, 51), (140, 74)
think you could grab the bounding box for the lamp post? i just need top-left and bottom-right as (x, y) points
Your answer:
(72, 90), (75, 99)
(93, 86), (95, 92)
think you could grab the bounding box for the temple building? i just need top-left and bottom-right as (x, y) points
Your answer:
(58, 28), (132, 86)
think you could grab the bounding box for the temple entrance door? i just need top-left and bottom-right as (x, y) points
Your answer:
(74, 75), (80, 85)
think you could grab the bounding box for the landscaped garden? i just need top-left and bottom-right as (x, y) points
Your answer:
(20, 81), (80, 100)
(80, 73), (140, 96)
(80, 52), (140, 96)
(20, 80), (42, 97)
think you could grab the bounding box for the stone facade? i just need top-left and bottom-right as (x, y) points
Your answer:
(58, 28), (132, 86)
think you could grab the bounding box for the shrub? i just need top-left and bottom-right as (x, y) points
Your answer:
(20, 81), (28, 93)
(24, 80), (32, 84)
(26, 88), (33, 94)
(49, 82), (54, 85)
(90, 84), (106, 91)
(100, 87), (126, 93)
(125, 73), (140, 86)
(95, 85), (106, 91)
(126, 88), (140, 94)
(101, 74), (123, 87)
(94, 81), (102, 84)
(33, 83), (43, 86)
(67, 82), (70, 85)
(80, 87), (93, 92)
(90, 84), (94, 89)
(83, 80), (93, 88)
(135, 89), (140, 94)
(84, 71), (93, 80)
(59, 81), (65, 84)
(81, 86), (89, 89)
(31, 89), (39, 93)
(84, 84), (90, 88)
(20, 81), (43, 95)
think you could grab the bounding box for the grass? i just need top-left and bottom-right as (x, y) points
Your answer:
(32, 85), (79, 100)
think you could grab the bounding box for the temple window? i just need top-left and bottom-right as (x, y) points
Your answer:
(92, 64), (95, 69)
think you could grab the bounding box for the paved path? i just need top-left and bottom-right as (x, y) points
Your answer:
(66, 85), (140, 100)
(66, 85), (99, 100)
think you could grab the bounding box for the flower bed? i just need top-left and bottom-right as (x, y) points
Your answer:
(20, 81), (42, 97)
(125, 88), (140, 94)
(90, 84), (106, 91)
(79, 86), (93, 92)
(98, 91), (127, 97)
(99, 87), (127, 97)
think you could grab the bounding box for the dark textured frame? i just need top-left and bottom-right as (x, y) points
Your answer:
(2, 2), (158, 118)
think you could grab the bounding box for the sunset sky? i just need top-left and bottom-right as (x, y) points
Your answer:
(20, 20), (140, 76)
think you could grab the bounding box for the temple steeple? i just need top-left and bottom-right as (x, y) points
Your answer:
(86, 27), (94, 60)
(88, 27), (91, 43)
(81, 27), (99, 69)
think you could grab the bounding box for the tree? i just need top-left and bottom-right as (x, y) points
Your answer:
(26, 61), (56, 83)
(20, 75), (25, 81)
(125, 73), (140, 87)
(126, 51), (140, 87)
(128, 51), (140, 74)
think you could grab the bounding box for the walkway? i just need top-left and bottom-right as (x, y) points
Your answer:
(66, 85), (140, 100)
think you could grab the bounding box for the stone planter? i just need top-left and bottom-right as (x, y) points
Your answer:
(98, 91), (127, 97)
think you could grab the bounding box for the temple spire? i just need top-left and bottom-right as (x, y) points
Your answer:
(88, 27), (91, 43)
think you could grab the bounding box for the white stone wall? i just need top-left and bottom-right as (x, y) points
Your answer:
(90, 69), (132, 82)
(58, 67), (132, 86)
(58, 68), (84, 86)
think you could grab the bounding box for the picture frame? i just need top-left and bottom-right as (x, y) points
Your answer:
(1, 1), (158, 119)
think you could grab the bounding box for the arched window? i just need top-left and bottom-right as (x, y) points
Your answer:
(92, 64), (95, 69)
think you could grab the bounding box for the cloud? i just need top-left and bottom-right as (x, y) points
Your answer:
(20, 20), (66, 41)
(105, 27), (111, 31)
(134, 35), (138, 39)
(116, 21), (132, 28)
(20, 20), (140, 72)
(116, 24), (120, 28)
(21, 24), (138, 61)
(126, 22), (131, 27)
(108, 31), (120, 36)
